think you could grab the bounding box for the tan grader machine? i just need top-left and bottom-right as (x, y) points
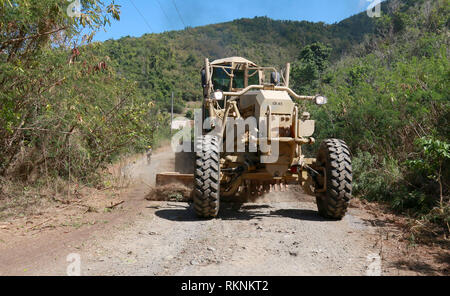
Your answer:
(156, 57), (352, 220)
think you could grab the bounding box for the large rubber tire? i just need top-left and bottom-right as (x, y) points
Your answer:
(193, 135), (221, 218)
(315, 139), (352, 220)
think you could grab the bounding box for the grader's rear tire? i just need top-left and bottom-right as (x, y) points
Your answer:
(193, 135), (221, 218)
(315, 139), (352, 220)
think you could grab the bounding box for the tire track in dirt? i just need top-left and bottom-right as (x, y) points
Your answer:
(2, 147), (441, 276)
(72, 190), (381, 276)
(0, 148), (175, 275)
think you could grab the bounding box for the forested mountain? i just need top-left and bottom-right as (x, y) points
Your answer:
(96, 11), (376, 112)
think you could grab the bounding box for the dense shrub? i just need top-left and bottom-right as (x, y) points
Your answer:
(0, 1), (158, 184)
(304, 0), (449, 232)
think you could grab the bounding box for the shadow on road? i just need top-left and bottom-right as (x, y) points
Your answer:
(154, 203), (329, 222)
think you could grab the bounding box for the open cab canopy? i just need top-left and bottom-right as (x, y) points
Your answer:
(209, 57), (262, 92)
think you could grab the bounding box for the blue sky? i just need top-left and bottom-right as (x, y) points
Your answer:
(93, 0), (373, 41)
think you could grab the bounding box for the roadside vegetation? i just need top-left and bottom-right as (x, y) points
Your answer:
(292, 0), (449, 241)
(0, 1), (166, 216)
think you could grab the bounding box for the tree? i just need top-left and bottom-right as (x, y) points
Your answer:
(0, 1), (155, 183)
(0, 0), (120, 62)
(291, 42), (332, 94)
(185, 110), (194, 119)
(408, 137), (450, 209)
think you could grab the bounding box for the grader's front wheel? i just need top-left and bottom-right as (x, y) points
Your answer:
(315, 139), (352, 220)
(193, 135), (221, 218)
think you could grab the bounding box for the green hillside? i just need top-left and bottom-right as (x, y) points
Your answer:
(97, 12), (376, 112)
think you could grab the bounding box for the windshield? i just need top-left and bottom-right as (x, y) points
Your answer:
(213, 67), (260, 91)
(248, 69), (259, 85)
(212, 68), (230, 91)
(232, 70), (245, 89)
(232, 69), (259, 89)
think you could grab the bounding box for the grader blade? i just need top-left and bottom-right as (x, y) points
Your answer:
(155, 172), (194, 187)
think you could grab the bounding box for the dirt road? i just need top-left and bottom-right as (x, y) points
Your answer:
(81, 198), (381, 276)
(0, 148), (447, 276)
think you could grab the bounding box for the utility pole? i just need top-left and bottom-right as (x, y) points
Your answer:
(171, 91), (174, 131)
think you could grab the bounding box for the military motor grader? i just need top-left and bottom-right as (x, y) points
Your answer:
(158, 57), (352, 220)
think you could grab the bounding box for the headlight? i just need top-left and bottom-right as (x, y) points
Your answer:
(212, 90), (224, 100)
(315, 95), (328, 105)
